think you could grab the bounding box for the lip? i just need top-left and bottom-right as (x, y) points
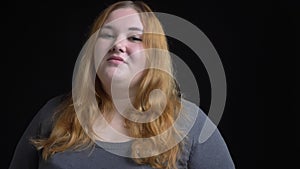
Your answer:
(107, 55), (125, 63)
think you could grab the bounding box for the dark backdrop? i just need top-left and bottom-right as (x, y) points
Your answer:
(3, 0), (297, 169)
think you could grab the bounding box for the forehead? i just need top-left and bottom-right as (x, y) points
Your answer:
(103, 8), (143, 30)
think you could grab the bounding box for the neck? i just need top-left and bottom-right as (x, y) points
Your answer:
(102, 81), (138, 100)
(93, 105), (132, 143)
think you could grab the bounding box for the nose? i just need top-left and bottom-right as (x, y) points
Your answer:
(110, 40), (126, 53)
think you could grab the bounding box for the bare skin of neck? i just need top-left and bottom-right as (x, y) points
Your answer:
(93, 82), (138, 142)
(93, 106), (133, 143)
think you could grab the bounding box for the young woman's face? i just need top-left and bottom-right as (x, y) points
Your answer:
(95, 8), (146, 92)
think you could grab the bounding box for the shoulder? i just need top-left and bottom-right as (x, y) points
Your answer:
(180, 98), (213, 140)
(180, 98), (223, 144)
(179, 98), (236, 168)
(43, 94), (68, 110)
(37, 94), (67, 120)
(35, 93), (68, 137)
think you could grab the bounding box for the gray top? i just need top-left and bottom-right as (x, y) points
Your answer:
(9, 95), (235, 169)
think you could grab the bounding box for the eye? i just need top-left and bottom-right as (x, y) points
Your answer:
(128, 35), (142, 42)
(99, 33), (115, 39)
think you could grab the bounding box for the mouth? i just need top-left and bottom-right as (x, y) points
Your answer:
(107, 56), (125, 62)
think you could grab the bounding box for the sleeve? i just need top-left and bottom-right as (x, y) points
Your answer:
(187, 108), (236, 169)
(8, 95), (65, 169)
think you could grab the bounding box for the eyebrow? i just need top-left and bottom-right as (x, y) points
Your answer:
(102, 25), (143, 32)
(128, 27), (143, 32)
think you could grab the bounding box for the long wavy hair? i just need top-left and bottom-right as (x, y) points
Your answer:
(32, 1), (183, 169)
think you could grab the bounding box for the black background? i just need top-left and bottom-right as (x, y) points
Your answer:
(3, 0), (298, 169)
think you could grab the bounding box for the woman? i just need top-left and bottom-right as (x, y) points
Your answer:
(9, 1), (235, 169)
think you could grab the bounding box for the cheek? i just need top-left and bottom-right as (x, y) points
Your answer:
(130, 53), (147, 82)
(129, 54), (147, 86)
(94, 39), (112, 68)
(131, 53), (147, 72)
(128, 45), (146, 65)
